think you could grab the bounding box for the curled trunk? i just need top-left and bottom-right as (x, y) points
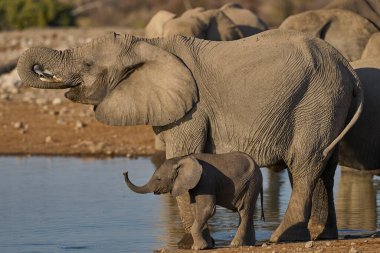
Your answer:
(17, 47), (75, 89)
(123, 172), (154, 194)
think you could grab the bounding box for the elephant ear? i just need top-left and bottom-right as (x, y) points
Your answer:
(95, 40), (198, 126)
(171, 156), (202, 197)
(145, 10), (177, 38)
(280, 11), (331, 39)
(207, 10), (243, 41)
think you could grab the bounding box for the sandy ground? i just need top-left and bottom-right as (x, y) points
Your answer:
(0, 87), (156, 157)
(157, 237), (380, 253)
(1, 28), (379, 252)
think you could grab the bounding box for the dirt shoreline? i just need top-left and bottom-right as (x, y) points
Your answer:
(157, 237), (380, 253)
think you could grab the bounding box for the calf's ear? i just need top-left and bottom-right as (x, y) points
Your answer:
(171, 156), (202, 197)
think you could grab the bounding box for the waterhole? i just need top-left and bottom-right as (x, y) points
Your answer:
(0, 157), (379, 252)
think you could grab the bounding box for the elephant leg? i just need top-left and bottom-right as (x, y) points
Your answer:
(231, 204), (255, 246)
(270, 161), (321, 242)
(190, 196), (216, 250)
(176, 193), (213, 249)
(308, 150), (338, 240)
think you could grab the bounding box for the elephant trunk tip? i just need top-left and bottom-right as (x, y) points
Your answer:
(123, 171), (153, 194)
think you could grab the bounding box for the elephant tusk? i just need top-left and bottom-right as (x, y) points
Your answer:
(33, 65), (63, 83)
(39, 75), (63, 83)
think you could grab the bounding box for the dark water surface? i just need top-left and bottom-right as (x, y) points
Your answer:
(0, 157), (379, 253)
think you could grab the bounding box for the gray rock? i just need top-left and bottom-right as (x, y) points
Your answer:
(1, 93), (11, 100)
(305, 241), (313, 248)
(349, 246), (359, 253)
(12, 121), (26, 129)
(52, 98), (62, 105)
(74, 121), (86, 130)
(59, 107), (69, 114)
(45, 136), (53, 143)
(36, 98), (48, 105)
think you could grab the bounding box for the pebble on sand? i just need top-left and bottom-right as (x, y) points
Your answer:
(305, 241), (314, 248)
(45, 136), (53, 143)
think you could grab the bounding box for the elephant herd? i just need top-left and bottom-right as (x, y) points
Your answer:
(15, 0), (379, 250)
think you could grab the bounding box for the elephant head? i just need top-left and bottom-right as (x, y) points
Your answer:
(17, 33), (198, 127)
(145, 10), (177, 38)
(124, 156), (202, 197)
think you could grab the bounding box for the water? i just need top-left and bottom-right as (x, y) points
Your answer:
(0, 157), (379, 253)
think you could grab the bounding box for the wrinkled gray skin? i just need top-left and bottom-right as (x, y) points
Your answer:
(147, 3), (268, 152)
(124, 152), (263, 250)
(361, 32), (380, 59)
(338, 57), (380, 174)
(16, 29), (363, 243)
(145, 3), (267, 40)
(279, 8), (378, 61)
(325, 0), (380, 29)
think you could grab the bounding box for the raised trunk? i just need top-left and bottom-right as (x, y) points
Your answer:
(123, 172), (154, 194)
(17, 47), (76, 89)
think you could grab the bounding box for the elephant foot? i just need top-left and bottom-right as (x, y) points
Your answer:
(315, 226), (338, 240)
(191, 239), (210, 250)
(270, 222), (310, 242)
(308, 216), (338, 240)
(230, 238), (253, 247)
(177, 231), (214, 249)
(177, 233), (193, 249)
(307, 222), (325, 240)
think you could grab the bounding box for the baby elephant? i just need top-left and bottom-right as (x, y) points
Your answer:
(124, 152), (263, 250)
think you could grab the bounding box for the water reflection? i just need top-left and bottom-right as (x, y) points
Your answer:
(336, 171), (377, 231)
(0, 157), (379, 252)
(156, 194), (184, 248)
(156, 167), (380, 248)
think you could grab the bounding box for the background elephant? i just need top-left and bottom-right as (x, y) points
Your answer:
(324, 0), (380, 29)
(17, 29), (363, 244)
(124, 152), (263, 249)
(361, 32), (380, 59)
(144, 10), (177, 39)
(279, 8), (378, 61)
(145, 3), (267, 40)
(338, 57), (380, 173)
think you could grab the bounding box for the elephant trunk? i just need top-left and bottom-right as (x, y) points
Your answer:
(123, 172), (154, 194)
(17, 47), (76, 89)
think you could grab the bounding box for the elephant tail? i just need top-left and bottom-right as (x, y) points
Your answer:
(322, 77), (364, 158)
(260, 186), (265, 222)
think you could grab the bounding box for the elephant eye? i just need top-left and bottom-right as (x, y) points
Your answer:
(83, 60), (94, 68)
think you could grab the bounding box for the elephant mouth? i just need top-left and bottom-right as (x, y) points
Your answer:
(33, 65), (82, 88)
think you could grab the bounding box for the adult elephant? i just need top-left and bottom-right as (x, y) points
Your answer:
(361, 32), (380, 59)
(146, 3), (268, 154)
(338, 57), (380, 173)
(145, 3), (267, 40)
(279, 9), (378, 61)
(17, 30), (363, 243)
(325, 0), (380, 29)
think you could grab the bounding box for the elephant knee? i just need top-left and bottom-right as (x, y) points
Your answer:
(196, 204), (216, 221)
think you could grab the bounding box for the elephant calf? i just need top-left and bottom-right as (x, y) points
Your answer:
(124, 152), (263, 250)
